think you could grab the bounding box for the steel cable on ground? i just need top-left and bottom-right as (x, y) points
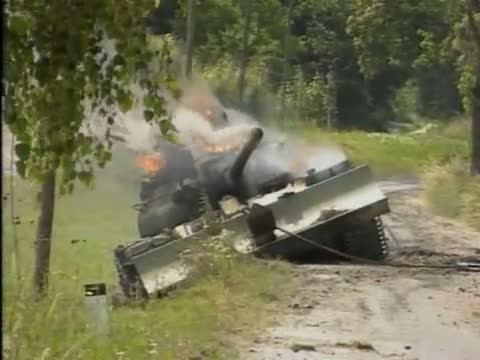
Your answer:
(241, 206), (479, 273)
(273, 224), (479, 272)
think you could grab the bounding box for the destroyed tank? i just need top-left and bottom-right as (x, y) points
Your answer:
(114, 127), (390, 299)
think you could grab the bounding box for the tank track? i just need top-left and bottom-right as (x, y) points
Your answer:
(114, 255), (135, 297)
(198, 190), (210, 214)
(343, 217), (388, 261)
(114, 247), (148, 299)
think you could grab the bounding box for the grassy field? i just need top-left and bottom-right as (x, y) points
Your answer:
(294, 119), (479, 231)
(2, 147), (293, 360)
(422, 159), (480, 231)
(294, 119), (471, 176)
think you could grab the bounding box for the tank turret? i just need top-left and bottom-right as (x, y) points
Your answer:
(197, 127), (264, 206)
(136, 127), (265, 237)
(229, 127), (264, 183)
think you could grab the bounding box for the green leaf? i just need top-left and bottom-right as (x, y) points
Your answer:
(152, 97), (166, 115)
(15, 143), (30, 160)
(144, 94), (156, 108)
(117, 89), (133, 113)
(103, 151), (112, 163)
(77, 171), (94, 185)
(159, 119), (173, 135)
(9, 13), (33, 36)
(15, 160), (26, 178)
(113, 54), (126, 67)
(164, 131), (178, 144)
(144, 109), (154, 122)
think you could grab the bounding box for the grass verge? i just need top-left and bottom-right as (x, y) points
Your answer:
(2, 168), (294, 359)
(294, 119), (478, 231)
(293, 119), (470, 176)
(422, 159), (480, 231)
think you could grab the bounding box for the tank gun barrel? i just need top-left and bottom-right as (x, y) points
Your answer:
(230, 127), (264, 182)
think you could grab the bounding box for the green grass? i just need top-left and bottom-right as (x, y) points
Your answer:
(293, 119), (471, 176)
(293, 119), (478, 230)
(422, 159), (480, 231)
(2, 150), (293, 360)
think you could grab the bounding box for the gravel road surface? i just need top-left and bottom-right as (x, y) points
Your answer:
(241, 181), (480, 360)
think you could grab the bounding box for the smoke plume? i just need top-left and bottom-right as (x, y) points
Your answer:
(94, 78), (348, 181)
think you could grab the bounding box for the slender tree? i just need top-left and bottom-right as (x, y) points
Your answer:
(325, 64), (338, 129)
(465, 0), (480, 174)
(453, 0), (480, 174)
(238, 0), (253, 103)
(280, 0), (295, 124)
(32, 170), (56, 295)
(5, 0), (177, 297)
(185, 0), (196, 78)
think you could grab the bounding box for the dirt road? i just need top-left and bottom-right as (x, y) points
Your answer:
(241, 183), (480, 360)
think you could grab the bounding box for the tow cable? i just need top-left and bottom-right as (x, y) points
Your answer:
(241, 206), (479, 273)
(273, 225), (480, 273)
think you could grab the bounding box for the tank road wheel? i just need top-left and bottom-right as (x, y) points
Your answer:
(115, 257), (135, 298)
(342, 217), (388, 261)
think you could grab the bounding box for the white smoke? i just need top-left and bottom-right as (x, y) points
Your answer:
(83, 77), (347, 179)
(79, 31), (347, 176)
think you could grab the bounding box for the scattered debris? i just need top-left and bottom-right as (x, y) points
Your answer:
(456, 257), (480, 272)
(290, 343), (317, 352)
(71, 239), (87, 244)
(289, 302), (314, 310)
(409, 123), (438, 136)
(335, 341), (375, 352)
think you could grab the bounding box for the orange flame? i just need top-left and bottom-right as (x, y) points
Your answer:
(206, 144), (238, 153)
(191, 134), (241, 154)
(136, 152), (166, 175)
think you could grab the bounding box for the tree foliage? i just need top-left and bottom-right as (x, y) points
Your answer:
(7, 0), (478, 166)
(5, 0), (178, 193)
(452, 0), (480, 113)
(148, 0), (463, 129)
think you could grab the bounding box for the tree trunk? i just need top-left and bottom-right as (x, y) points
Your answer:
(9, 136), (22, 284)
(32, 169), (57, 298)
(280, 0), (295, 125)
(472, 79), (480, 175)
(466, 0), (480, 174)
(185, 0), (195, 79)
(325, 66), (338, 129)
(238, 0), (253, 104)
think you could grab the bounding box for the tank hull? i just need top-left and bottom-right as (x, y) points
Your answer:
(114, 164), (390, 298)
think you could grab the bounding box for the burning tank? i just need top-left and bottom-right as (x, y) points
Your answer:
(114, 124), (391, 299)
